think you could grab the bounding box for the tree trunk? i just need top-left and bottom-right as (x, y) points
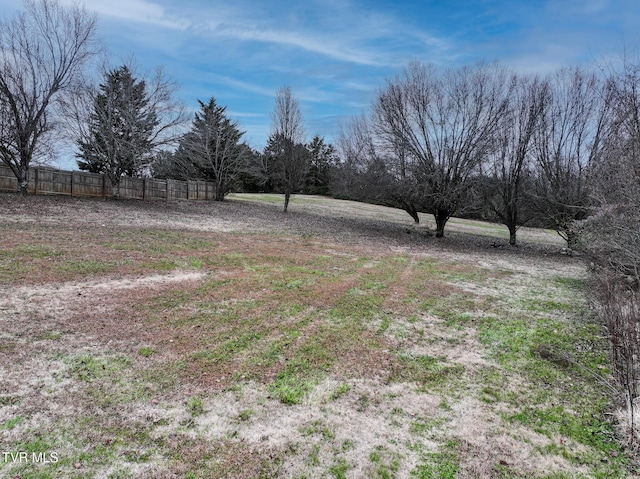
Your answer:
(508, 224), (518, 246)
(214, 183), (226, 201)
(566, 229), (579, 250)
(405, 205), (420, 224)
(111, 178), (121, 199)
(559, 222), (580, 250)
(283, 192), (291, 212)
(434, 208), (449, 238)
(18, 165), (28, 195)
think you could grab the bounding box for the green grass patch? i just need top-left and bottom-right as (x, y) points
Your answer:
(57, 259), (123, 275)
(67, 354), (131, 382)
(1, 416), (24, 430)
(137, 346), (157, 357)
(327, 458), (350, 478)
(269, 365), (318, 405)
(330, 383), (351, 401)
(411, 440), (460, 479)
(191, 332), (262, 365)
(142, 259), (179, 271)
(522, 298), (575, 313)
(187, 397), (205, 417)
(11, 244), (63, 258)
(392, 354), (465, 392)
(553, 276), (586, 290)
(369, 445), (401, 479)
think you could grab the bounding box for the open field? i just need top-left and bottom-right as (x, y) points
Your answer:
(0, 193), (634, 478)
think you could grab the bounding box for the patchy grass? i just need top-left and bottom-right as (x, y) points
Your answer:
(229, 193), (564, 247)
(0, 193), (633, 478)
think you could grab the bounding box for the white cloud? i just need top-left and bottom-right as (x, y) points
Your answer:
(207, 22), (396, 67)
(180, 1), (450, 68)
(227, 110), (265, 119)
(75, 0), (189, 30)
(206, 73), (275, 97)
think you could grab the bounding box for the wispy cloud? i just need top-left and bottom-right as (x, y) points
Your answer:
(75, 0), (453, 68)
(208, 23), (393, 67)
(71, 0), (189, 30)
(23, 0), (636, 150)
(206, 73), (275, 97)
(227, 111), (265, 119)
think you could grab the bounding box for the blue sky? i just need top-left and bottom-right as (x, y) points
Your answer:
(2, 0), (639, 160)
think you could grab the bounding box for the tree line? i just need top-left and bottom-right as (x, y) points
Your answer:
(0, 0), (636, 247)
(332, 63), (611, 245)
(0, 1), (637, 246)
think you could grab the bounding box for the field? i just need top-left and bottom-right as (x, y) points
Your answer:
(0, 193), (634, 478)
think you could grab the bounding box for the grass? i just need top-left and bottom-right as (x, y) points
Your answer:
(0, 193), (633, 478)
(228, 193), (565, 247)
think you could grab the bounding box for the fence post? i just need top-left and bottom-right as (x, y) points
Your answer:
(70, 171), (74, 197)
(102, 174), (106, 198)
(34, 168), (38, 195)
(142, 178), (146, 200)
(166, 179), (169, 202)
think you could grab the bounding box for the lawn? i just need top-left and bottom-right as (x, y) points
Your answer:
(0, 193), (632, 478)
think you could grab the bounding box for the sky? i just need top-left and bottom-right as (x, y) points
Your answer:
(1, 0), (639, 167)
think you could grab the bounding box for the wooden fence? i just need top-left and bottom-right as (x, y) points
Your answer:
(0, 164), (216, 200)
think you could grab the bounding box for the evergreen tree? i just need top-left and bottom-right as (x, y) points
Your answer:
(178, 98), (248, 201)
(77, 66), (159, 197)
(304, 135), (338, 195)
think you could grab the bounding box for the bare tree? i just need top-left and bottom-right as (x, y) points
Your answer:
(485, 73), (548, 245)
(531, 66), (609, 247)
(264, 133), (309, 211)
(334, 113), (425, 224)
(0, 0), (97, 194)
(269, 86), (307, 212)
(374, 62), (510, 237)
(332, 115), (376, 199)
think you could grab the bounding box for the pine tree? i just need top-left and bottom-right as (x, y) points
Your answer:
(305, 135), (337, 195)
(77, 66), (159, 197)
(178, 98), (248, 200)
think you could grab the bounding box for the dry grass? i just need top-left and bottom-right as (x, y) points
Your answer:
(0, 193), (633, 478)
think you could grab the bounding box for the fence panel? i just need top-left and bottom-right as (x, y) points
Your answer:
(36, 169), (72, 195)
(119, 177), (144, 200)
(196, 180), (209, 200)
(168, 179), (187, 200)
(145, 179), (167, 200)
(0, 164), (17, 192)
(0, 163), (217, 201)
(72, 171), (105, 197)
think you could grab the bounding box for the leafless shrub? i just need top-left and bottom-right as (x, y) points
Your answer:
(589, 271), (640, 445)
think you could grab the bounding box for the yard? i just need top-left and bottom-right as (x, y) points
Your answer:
(0, 193), (633, 478)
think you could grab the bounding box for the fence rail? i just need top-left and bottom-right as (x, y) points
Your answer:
(0, 164), (216, 201)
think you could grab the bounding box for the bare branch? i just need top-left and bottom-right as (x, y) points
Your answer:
(0, 0), (97, 193)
